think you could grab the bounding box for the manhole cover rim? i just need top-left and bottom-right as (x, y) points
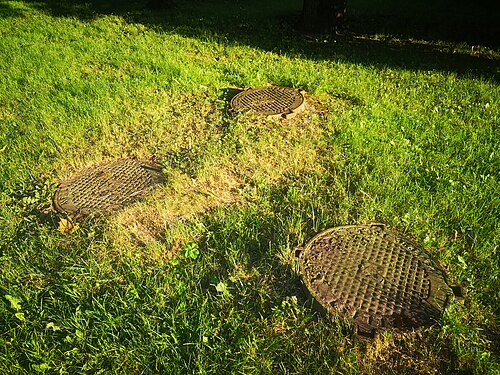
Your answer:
(297, 224), (453, 334)
(230, 85), (305, 118)
(54, 158), (166, 217)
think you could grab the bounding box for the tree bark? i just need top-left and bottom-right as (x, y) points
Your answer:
(299, 0), (346, 33)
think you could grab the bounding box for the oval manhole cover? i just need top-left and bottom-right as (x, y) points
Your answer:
(54, 158), (166, 217)
(230, 86), (305, 118)
(297, 224), (453, 336)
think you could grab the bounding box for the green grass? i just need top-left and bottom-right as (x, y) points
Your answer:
(1, 0), (499, 373)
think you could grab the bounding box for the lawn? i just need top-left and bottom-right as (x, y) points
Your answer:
(0, 0), (499, 373)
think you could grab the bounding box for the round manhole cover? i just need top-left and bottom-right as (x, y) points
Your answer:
(297, 224), (454, 336)
(230, 86), (305, 118)
(54, 158), (166, 217)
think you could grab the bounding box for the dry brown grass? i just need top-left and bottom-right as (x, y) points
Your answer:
(90, 94), (342, 262)
(359, 329), (456, 374)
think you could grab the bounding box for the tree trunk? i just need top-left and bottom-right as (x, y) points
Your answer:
(299, 0), (346, 33)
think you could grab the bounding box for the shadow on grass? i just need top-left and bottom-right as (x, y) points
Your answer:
(183, 184), (350, 371)
(0, 2), (25, 18)
(0, 166), (474, 372)
(12, 0), (500, 81)
(187, 172), (467, 373)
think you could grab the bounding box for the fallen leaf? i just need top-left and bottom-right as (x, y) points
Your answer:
(58, 217), (79, 234)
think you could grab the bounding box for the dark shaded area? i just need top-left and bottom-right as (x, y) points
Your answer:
(21, 0), (147, 18)
(349, 0), (499, 47)
(299, 0), (346, 33)
(147, 0), (174, 10)
(0, 2), (24, 17)
(6, 0), (499, 81)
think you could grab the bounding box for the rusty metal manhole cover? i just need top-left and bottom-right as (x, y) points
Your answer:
(297, 224), (454, 336)
(230, 86), (305, 118)
(54, 158), (166, 217)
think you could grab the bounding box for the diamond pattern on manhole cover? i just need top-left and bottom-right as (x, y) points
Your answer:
(54, 158), (166, 217)
(230, 86), (305, 118)
(297, 224), (453, 336)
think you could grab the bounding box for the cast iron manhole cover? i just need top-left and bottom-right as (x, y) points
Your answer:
(54, 158), (166, 217)
(230, 86), (305, 118)
(296, 224), (454, 336)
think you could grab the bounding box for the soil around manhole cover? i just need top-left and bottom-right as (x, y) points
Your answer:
(296, 224), (454, 336)
(230, 86), (305, 118)
(54, 158), (166, 217)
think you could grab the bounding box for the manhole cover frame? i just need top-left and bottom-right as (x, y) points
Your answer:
(230, 86), (306, 118)
(54, 158), (166, 217)
(296, 223), (454, 336)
